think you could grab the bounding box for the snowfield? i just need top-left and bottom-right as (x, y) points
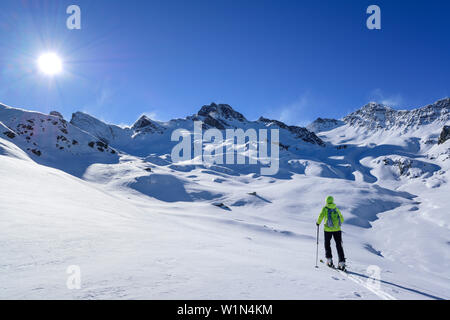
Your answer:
(0, 100), (449, 300)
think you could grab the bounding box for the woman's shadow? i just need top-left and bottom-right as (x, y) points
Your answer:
(346, 270), (445, 300)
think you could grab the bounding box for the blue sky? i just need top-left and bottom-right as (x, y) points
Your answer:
(0, 0), (449, 126)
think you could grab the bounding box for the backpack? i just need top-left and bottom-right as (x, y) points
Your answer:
(326, 208), (341, 228)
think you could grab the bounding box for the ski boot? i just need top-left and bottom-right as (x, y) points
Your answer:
(326, 258), (334, 268)
(338, 261), (346, 271)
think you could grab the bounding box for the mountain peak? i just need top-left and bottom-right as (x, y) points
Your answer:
(49, 111), (64, 119)
(132, 115), (152, 129)
(197, 103), (247, 122)
(131, 114), (165, 134)
(427, 97), (450, 109)
(306, 118), (345, 133)
(360, 102), (393, 112)
(258, 117), (325, 146)
(344, 98), (450, 130)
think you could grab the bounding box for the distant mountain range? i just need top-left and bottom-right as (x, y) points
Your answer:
(308, 98), (450, 133)
(1, 98), (449, 178)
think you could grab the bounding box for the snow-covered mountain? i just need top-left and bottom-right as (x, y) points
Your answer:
(0, 103), (118, 176)
(1, 98), (449, 299)
(71, 103), (325, 153)
(344, 98), (450, 130)
(69, 103), (325, 171)
(439, 125), (450, 145)
(309, 98), (450, 133)
(306, 118), (345, 133)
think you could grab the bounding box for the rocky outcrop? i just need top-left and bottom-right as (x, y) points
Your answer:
(438, 125), (450, 145)
(0, 104), (118, 159)
(344, 98), (450, 131)
(50, 111), (64, 119)
(2, 131), (15, 139)
(307, 118), (345, 133)
(189, 103), (247, 130)
(131, 115), (165, 134)
(198, 103), (247, 122)
(258, 117), (325, 146)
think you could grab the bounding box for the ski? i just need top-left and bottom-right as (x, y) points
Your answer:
(319, 259), (347, 272)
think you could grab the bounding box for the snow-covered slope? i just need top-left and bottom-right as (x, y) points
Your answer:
(343, 98), (450, 131)
(0, 103), (118, 176)
(309, 98), (450, 134)
(1, 99), (449, 299)
(307, 118), (345, 133)
(71, 103), (324, 157)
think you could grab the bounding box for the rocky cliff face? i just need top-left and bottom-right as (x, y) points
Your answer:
(131, 115), (166, 135)
(258, 117), (325, 146)
(0, 103), (118, 176)
(307, 98), (450, 134)
(187, 103), (247, 130)
(438, 125), (450, 145)
(70, 102), (325, 152)
(343, 98), (450, 131)
(306, 118), (345, 133)
(197, 103), (247, 122)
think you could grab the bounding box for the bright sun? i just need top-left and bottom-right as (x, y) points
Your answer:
(38, 53), (63, 75)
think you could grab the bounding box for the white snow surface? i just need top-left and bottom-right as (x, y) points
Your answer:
(1, 100), (449, 300)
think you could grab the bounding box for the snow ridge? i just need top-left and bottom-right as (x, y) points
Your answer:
(308, 98), (450, 133)
(344, 98), (450, 131)
(71, 102), (325, 154)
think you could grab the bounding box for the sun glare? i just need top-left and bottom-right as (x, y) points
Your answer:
(38, 53), (63, 76)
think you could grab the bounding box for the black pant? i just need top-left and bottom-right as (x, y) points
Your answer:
(324, 231), (345, 262)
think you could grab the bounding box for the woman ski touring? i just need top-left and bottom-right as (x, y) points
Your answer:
(316, 196), (346, 271)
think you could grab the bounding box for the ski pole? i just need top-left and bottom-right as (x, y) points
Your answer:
(315, 224), (319, 268)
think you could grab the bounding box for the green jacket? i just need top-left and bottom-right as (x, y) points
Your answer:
(317, 196), (344, 232)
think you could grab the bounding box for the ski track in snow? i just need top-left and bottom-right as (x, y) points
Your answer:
(337, 270), (396, 300)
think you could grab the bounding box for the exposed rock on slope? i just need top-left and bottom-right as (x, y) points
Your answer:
(306, 118), (345, 133)
(131, 115), (166, 134)
(258, 117), (325, 146)
(198, 103), (247, 122)
(188, 103), (247, 130)
(50, 111), (64, 119)
(70, 102), (325, 154)
(343, 98), (450, 131)
(438, 125), (450, 145)
(1, 121), (16, 139)
(0, 103), (118, 164)
(307, 98), (450, 134)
